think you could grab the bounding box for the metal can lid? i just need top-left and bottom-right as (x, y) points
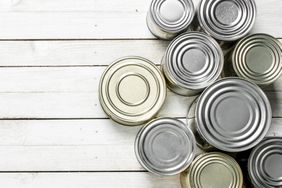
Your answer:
(196, 78), (272, 152)
(149, 0), (195, 33)
(163, 32), (224, 91)
(135, 118), (196, 176)
(198, 0), (256, 41)
(181, 152), (243, 188)
(232, 34), (282, 85)
(248, 137), (282, 188)
(99, 57), (166, 126)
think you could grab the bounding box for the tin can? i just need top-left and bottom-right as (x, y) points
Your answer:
(226, 34), (282, 85)
(181, 152), (243, 188)
(248, 137), (282, 188)
(99, 57), (166, 126)
(135, 118), (196, 176)
(161, 32), (224, 96)
(147, 0), (195, 40)
(197, 0), (257, 42)
(195, 78), (272, 152)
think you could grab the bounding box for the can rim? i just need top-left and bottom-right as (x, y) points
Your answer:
(135, 118), (196, 176)
(195, 77), (272, 152)
(232, 33), (282, 85)
(99, 56), (166, 126)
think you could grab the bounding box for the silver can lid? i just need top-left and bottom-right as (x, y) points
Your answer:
(249, 138), (282, 188)
(196, 78), (272, 152)
(181, 152), (243, 188)
(163, 32), (224, 92)
(135, 118), (196, 176)
(149, 0), (195, 33)
(99, 57), (166, 126)
(198, 0), (257, 41)
(232, 34), (282, 85)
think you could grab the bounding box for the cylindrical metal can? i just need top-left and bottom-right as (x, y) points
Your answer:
(194, 78), (272, 152)
(226, 34), (282, 85)
(147, 0), (195, 40)
(135, 118), (196, 176)
(197, 0), (257, 42)
(181, 152), (243, 188)
(99, 57), (166, 126)
(248, 137), (282, 188)
(161, 32), (224, 96)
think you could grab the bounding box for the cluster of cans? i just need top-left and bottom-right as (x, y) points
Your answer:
(99, 0), (282, 187)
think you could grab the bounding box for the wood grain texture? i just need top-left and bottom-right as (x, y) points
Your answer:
(0, 172), (181, 188)
(0, 0), (281, 39)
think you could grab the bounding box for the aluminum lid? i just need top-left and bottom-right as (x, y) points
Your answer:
(163, 32), (224, 91)
(99, 57), (166, 126)
(198, 0), (257, 41)
(135, 118), (196, 176)
(149, 0), (195, 33)
(181, 152), (243, 188)
(248, 138), (282, 188)
(232, 34), (282, 85)
(196, 78), (272, 152)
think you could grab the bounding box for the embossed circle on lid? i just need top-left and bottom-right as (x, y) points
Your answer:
(99, 57), (166, 126)
(198, 0), (257, 41)
(232, 34), (282, 85)
(196, 78), (272, 152)
(249, 138), (282, 188)
(135, 118), (196, 176)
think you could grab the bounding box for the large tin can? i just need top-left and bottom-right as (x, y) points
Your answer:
(225, 34), (282, 85)
(194, 78), (272, 152)
(147, 0), (195, 40)
(248, 137), (282, 188)
(197, 0), (257, 42)
(181, 152), (243, 188)
(135, 118), (196, 176)
(99, 57), (166, 126)
(161, 32), (224, 96)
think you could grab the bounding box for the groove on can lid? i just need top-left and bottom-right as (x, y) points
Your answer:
(99, 57), (166, 126)
(181, 152), (243, 188)
(135, 118), (196, 176)
(162, 32), (224, 96)
(232, 34), (282, 85)
(148, 0), (195, 34)
(248, 138), (282, 188)
(196, 78), (272, 152)
(198, 0), (257, 41)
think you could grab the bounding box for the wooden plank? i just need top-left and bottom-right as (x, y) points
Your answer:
(0, 0), (281, 39)
(0, 172), (181, 188)
(0, 118), (279, 171)
(0, 40), (169, 66)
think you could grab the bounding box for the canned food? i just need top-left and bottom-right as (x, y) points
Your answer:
(228, 34), (282, 85)
(197, 0), (257, 41)
(135, 118), (196, 176)
(195, 78), (272, 152)
(162, 32), (224, 96)
(248, 137), (282, 188)
(147, 0), (195, 40)
(181, 152), (243, 188)
(99, 57), (166, 126)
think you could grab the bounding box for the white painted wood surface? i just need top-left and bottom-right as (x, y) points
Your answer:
(0, 0), (281, 187)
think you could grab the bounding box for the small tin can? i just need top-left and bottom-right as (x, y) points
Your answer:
(161, 32), (224, 96)
(195, 78), (272, 152)
(135, 118), (196, 176)
(181, 152), (243, 188)
(197, 0), (257, 42)
(147, 0), (195, 40)
(248, 137), (282, 188)
(99, 57), (166, 126)
(226, 34), (282, 85)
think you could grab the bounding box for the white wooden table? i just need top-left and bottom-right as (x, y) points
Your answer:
(0, 0), (281, 187)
